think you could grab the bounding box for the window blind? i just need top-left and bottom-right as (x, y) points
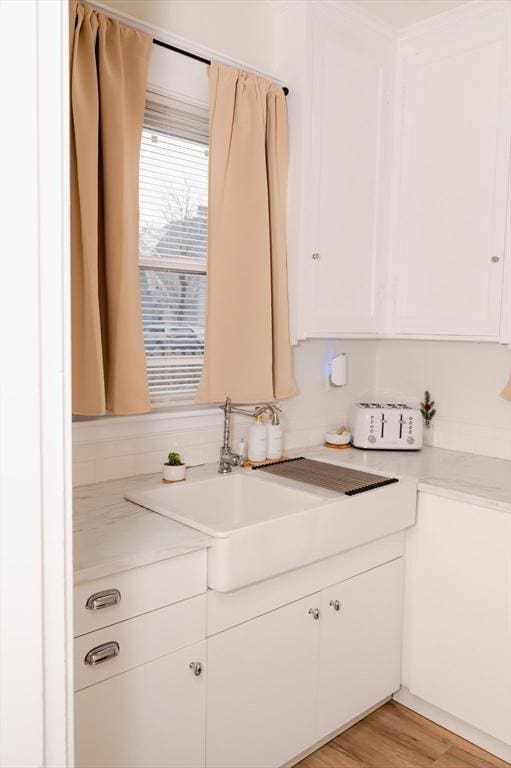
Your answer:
(139, 98), (209, 405)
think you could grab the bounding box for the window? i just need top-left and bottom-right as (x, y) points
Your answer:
(139, 96), (208, 406)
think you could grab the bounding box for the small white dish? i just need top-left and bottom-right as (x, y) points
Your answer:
(325, 431), (351, 445)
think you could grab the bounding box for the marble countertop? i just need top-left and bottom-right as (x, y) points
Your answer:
(74, 445), (510, 584)
(304, 444), (511, 514)
(73, 470), (213, 584)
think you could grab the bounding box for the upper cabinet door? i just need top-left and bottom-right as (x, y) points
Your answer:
(305, 15), (394, 336)
(394, 7), (511, 337)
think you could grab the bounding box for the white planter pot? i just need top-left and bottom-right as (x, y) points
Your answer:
(162, 464), (186, 483)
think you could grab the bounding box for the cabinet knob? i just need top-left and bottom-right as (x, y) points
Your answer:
(491, 256), (500, 263)
(84, 641), (120, 666)
(312, 252), (320, 261)
(329, 599), (341, 612)
(308, 607), (320, 620)
(85, 588), (121, 611)
(189, 661), (203, 676)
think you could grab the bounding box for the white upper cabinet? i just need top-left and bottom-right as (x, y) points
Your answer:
(392, 5), (511, 337)
(305, 14), (394, 336)
(275, 2), (395, 340)
(275, 1), (510, 342)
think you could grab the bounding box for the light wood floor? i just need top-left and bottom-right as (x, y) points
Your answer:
(297, 702), (510, 768)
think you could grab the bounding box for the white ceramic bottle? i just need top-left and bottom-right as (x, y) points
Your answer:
(248, 414), (267, 463)
(266, 407), (283, 460)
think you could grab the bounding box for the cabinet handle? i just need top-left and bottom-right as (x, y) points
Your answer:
(308, 607), (320, 620)
(85, 588), (121, 611)
(312, 253), (320, 261)
(329, 599), (341, 612)
(491, 256), (500, 263)
(189, 661), (203, 676)
(84, 641), (120, 666)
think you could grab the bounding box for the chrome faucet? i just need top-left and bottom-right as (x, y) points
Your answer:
(218, 397), (275, 474)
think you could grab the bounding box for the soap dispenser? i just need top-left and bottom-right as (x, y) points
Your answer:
(248, 413), (267, 463)
(266, 406), (283, 460)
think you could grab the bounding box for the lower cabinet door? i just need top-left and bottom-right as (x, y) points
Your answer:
(206, 595), (321, 768)
(406, 495), (511, 744)
(75, 640), (206, 768)
(318, 558), (404, 738)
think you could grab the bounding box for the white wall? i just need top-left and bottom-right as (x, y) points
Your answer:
(72, 340), (379, 484)
(375, 340), (511, 459)
(99, 0), (275, 73)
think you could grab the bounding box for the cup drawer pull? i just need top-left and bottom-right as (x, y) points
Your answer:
(85, 589), (121, 611)
(84, 641), (120, 666)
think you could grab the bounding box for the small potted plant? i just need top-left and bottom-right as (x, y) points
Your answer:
(163, 451), (186, 483)
(420, 390), (436, 429)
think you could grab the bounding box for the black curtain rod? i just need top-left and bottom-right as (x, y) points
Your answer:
(152, 38), (289, 96)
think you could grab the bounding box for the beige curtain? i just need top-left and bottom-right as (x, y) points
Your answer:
(196, 61), (297, 404)
(70, 2), (151, 415)
(500, 372), (511, 401)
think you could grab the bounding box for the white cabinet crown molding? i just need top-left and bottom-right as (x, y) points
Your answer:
(399, 0), (511, 42)
(320, 0), (397, 41)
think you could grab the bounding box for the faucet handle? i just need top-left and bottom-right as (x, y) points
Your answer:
(269, 404), (281, 425)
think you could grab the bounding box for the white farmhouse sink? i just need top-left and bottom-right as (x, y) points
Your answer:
(127, 473), (321, 536)
(127, 466), (417, 592)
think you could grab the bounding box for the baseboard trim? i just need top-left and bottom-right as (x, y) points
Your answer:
(393, 687), (511, 763)
(283, 696), (392, 768)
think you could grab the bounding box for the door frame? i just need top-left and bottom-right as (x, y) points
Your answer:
(0, 1), (73, 765)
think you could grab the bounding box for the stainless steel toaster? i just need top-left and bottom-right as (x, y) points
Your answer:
(350, 402), (423, 450)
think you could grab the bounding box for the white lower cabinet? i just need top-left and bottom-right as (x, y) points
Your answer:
(75, 640), (207, 768)
(318, 558), (403, 739)
(206, 559), (404, 768)
(206, 595), (320, 768)
(75, 552), (405, 768)
(403, 493), (511, 746)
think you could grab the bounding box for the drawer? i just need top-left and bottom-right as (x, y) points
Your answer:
(74, 549), (206, 637)
(74, 593), (206, 691)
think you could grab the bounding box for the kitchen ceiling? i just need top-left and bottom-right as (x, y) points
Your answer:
(356, 0), (473, 30)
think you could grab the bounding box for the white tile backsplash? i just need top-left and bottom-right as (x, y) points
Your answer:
(375, 339), (511, 461)
(72, 460), (96, 486)
(72, 422), (325, 486)
(73, 440), (117, 462)
(95, 455), (136, 483)
(72, 339), (376, 485)
(132, 450), (171, 476)
(429, 419), (511, 460)
(72, 338), (511, 486)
